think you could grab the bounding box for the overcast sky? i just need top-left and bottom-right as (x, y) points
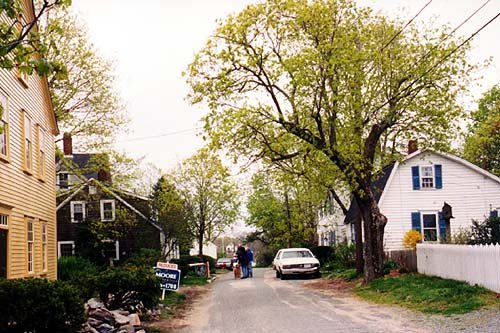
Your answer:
(70, 0), (500, 173)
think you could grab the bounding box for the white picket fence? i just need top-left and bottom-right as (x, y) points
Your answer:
(417, 243), (500, 293)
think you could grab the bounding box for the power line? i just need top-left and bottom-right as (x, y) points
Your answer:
(380, 0), (433, 51)
(117, 127), (201, 143)
(370, 6), (499, 116)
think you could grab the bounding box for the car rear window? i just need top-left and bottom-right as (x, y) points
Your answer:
(282, 251), (313, 259)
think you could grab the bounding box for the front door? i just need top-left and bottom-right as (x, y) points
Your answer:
(0, 230), (7, 278)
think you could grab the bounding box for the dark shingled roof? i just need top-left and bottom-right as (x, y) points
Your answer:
(71, 153), (99, 179)
(344, 163), (395, 224)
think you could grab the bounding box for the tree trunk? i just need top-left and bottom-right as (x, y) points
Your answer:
(355, 185), (387, 282)
(198, 233), (204, 257)
(354, 214), (364, 274)
(284, 191), (292, 248)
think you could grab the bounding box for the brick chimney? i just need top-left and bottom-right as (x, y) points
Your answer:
(408, 139), (418, 154)
(97, 169), (111, 184)
(63, 133), (72, 156)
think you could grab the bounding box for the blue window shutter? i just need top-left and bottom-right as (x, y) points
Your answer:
(434, 164), (442, 189)
(438, 212), (446, 241)
(411, 212), (421, 232)
(491, 210), (499, 219)
(411, 166), (420, 190)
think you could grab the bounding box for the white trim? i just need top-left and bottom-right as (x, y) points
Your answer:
(102, 239), (120, 260)
(58, 241), (75, 258)
(56, 183), (86, 210)
(420, 211), (440, 243)
(70, 201), (86, 223)
(100, 199), (115, 221)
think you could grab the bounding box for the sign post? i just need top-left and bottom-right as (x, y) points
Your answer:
(154, 262), (181, 299)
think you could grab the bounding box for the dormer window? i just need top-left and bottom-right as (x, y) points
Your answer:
(58, 172), (69, 189)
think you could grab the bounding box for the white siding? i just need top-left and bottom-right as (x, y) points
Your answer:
(380, 151), (500, 251)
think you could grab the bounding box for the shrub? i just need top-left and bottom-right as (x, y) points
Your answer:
(310, 245), (334, 265)
(0, 278), (85, 333)
(469, 216), (500, 245)
(333, 243), (356, 268)
(123, 248), (163, 268)
(403, 230), (422, 249)
(58, 256), (101, 301)
(94, 266), (160, 311)
(383, 259), (399, 275)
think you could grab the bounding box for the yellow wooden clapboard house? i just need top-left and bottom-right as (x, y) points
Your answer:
(0, 1), (58, 279)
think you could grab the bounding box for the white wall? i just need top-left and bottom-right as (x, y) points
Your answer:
(190, 241), (217, 259)
(381, 151), (500, 251)
(417, 243), (500, 293)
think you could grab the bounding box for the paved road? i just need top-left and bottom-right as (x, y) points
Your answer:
(178, 268), (427, 333)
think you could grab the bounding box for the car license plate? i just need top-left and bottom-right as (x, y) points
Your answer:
(303, 264), (311, 268)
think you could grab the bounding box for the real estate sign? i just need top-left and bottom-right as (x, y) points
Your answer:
(154, 266), (181, 292)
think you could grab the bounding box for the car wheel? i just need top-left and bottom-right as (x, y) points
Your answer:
(276, 270), (281, 278)
(280, 272), (286, 280)
(314, 271), (321, 279)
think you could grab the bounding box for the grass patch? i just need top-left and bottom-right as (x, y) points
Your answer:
(159, 292), (186, 319)
(325, 267), (359, 281)
(181, 275), (209, 286)
(356, 273), (499, 315)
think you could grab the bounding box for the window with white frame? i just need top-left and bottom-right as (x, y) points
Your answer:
(58, 241), (74, 258)
(70, 201), (85, 223)
(23, 112), (32, 172)
(27, 219), (34, 274)
(102, 239), (120, 260)
(41, 223), (47, 271)
(100, 200), (115, 221)
(58, 172), (69, 189)
(38, 127), (45, 179)
(0, 92), (9, 159)
(420, 166), (434, 188)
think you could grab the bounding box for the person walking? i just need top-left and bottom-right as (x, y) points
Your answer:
(236, 245), (249, 278)
(246, 247), (254, 278)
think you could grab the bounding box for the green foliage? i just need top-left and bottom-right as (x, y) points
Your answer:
(151, 176), (192, 255)
(39, 8), (128, 151)
(324, 267), (359, 281)
(0, 278), (85, 332)
(310, 245), (334, 265)
(356, 274), (494, 315)
(174, 148), (240, 255)
(469, 216), (500, 245)
(159, 292), (186, 320)
(123, 248), (163, 269)
(170, 255), (206, 278)
(182, 274), (209, 286)
(94, 266), (160, 311)
(383, 260), (399, 275)
(333, 243), (356, 268)
(57, 256), (100, 300)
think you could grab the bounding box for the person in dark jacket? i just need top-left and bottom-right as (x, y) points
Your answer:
(246, 247), (254, 278)
(236, 245), (249, 278)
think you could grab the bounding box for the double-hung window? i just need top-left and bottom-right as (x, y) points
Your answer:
(0, 91), (9, 160)
(411, 164), (442, 190)
(27, 219), (34, 274)
(23, 112), (32, 172)
(100, 200), (115, 221)
(38, 126), (45, 180)
(411, 211), (446, 242)
(41, 223), (47, 272)
(58, 172), (69, 189)
(70, 201), (85, 223)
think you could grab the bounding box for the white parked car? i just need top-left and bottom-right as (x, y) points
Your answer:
(272, 248), (320, 279)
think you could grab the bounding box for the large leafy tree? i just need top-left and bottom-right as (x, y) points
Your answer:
(174, 148), (240, 256)
(247, 170), (324, 250)
(463, 85), (500, 177)
(150, 176), (192, 256)
(187, 0), (474, 281)
(40, 9), (127, 150)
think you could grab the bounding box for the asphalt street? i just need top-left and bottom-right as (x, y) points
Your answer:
(178, 268), (427, 333)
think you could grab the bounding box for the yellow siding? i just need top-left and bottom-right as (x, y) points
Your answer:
(0, 1), (58, 279)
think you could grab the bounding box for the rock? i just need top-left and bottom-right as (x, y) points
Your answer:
(86, 298), (105, 310)
(136, 330), (146, 333)
(96, 323), (114, 333)
(127, 313), (141, 326)
(82, 323), (100, 333)
(111, 310), (130, 326)
(116, 324), (135, 333)
(89, 308), (115, 326)
(87, 317), (103, 328)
